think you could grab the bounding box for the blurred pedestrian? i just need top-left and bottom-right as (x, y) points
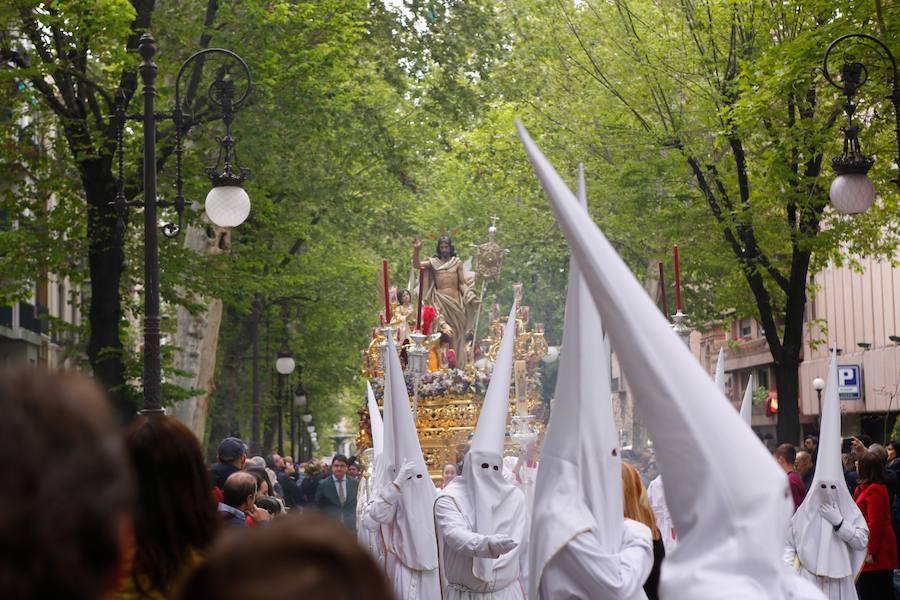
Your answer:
(0, 369), (133, 600)
(115, 416), (218, 598)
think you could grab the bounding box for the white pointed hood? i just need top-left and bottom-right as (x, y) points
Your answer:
(517, 121), (807, 599)
(529, 164), (623, 599)
(443, 301), (521, 582)
(379, 335), (438, 570)
(740, 375), (753, 426)
(714, 347), (726, 393)
(367, 381), (383, 458)
(791, 350), (867, 578)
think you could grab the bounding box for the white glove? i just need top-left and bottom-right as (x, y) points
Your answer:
(487, 534), (518, 556)
(394, 460), (418, 487)
(819, 503), (843, 527)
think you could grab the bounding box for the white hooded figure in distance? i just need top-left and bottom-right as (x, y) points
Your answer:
(434, 302), (529, 599)
(740, 374), (754, 426)
(784, 350), (868, 599)
(358, 381), (387, 568)
(517, 122), (825, 600)
(714, 347), (726, 394)
(529, 165), (653, 600)
(366, 335), (441, 599)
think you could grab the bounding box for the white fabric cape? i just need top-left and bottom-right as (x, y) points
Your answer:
(376, 335), (438, 571)
(368, 380), (384, 457)
(517, 121), (822, 600)
(740, 374), (753, 426)
(714, 347), (726, 393)
(529, 164), (633, 599)
(440, 301), (522, 582)
(790, 351), (867, 579)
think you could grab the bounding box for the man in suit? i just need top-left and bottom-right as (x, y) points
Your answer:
(314, 454), (358, 532)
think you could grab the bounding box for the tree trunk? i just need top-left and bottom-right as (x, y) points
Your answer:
(82, 158), (134, 419)
(206, 305), (245, 460)
(774, 352), (802, 445)
(249, 298), (262, 455)
(170, 225), (229, 440)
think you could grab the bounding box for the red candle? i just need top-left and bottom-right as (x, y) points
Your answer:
(658, 261), (670, 320)
(382, 260), (391, 323)
(415, 266), (424, 332)
(673, 244), (682, 312)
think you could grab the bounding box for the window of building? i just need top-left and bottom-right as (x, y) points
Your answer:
(756, 368), (769, 390)
(739, 318), (752, 338)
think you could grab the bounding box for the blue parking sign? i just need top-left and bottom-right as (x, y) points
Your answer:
(837, 365), (862, 400)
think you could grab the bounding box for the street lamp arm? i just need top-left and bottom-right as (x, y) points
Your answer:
(823, 33), (898, 93)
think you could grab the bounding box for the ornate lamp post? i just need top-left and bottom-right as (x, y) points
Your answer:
(302, 412), (314, 460)
(812, 376), (826, 431)
(116, 34), (252, 415)
(823, 33), (900, 214)
(293, 382), (307, 462)
(274, 350), (296, 454)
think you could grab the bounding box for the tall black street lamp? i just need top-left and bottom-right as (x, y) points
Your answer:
(823, 33), (899, 214)
(115, 34), (252, 414)
(293, 381), (308, 462)
(274, 350), (296, 454)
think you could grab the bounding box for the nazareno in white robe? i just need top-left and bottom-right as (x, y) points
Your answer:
(434, 480), (528, 599)
(368, 483), (442, 600)
(538, 520), (652, 599)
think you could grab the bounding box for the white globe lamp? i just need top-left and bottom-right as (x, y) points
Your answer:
(205, 184), (250, 228)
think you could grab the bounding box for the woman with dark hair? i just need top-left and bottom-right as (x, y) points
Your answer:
(115, 416), (218, 599)
(886, 440), (900, 472)
(299, 460), (323, 506)
(854, 451), (898, 600)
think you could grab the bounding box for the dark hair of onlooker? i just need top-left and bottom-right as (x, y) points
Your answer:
(223, 472), (257, 507)
(124, 416), (218, 595)
(889, 441), (900, 459)
(176, 515), (394, 600)
(255, 496), (281, 517)
(332, 454), (349, 466)
(305, 461), (322, 477)
(857, 452), (886, 485)
(0, 369), (133, 600)
(774, 443), (797, 465)
(246, 466), (273, 496)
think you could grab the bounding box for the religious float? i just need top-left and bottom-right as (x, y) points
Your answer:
(356, 222), (556, 481)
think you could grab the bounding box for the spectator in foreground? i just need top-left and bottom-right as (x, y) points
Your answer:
(176, 515), (393, 600)
(219, 472), (258, 527)
(774, 443), (806, 511)
(0, 369), (133, 600)
(854, 452), (899, 600)
(211, 437), (247, 492)
(115, 416), (218, 598)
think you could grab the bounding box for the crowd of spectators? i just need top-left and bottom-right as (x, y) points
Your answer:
(1, 368), (390, 599)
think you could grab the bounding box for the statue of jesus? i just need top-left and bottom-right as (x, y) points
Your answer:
(413, 235), (479, 369)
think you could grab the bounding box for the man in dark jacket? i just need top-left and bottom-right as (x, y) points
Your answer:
(271, 453), (303, 508)
(314, 454), (358, 532)
(211, 437), (248, 492)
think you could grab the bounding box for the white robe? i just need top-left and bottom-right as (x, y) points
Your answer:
(368, 483), (442, 599)
(434, 495), (528, 599)
(539, 519), (653, 599)
(647, 476), (677, 553)
(783, 519), (868, 600)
